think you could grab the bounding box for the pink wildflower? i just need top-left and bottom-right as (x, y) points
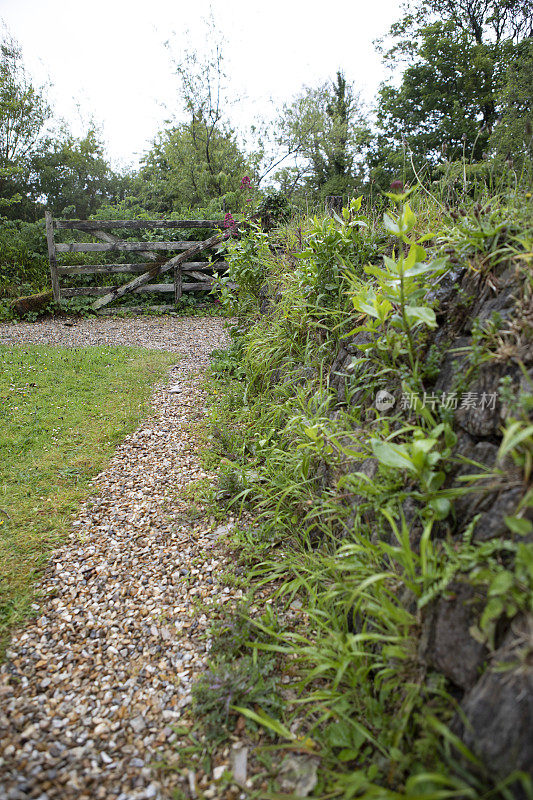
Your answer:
(223, 212), (238, 237)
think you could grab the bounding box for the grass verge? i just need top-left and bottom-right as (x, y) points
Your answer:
(0, 343), (176, 654)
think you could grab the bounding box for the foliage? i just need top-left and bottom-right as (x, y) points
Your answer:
(197, 187), (533, 797)
(215, 222), (270, 317)
(0, 33), (51, 220)
(139, 123), (250, 213)
(0, 217), (48, 295)
(489, 37), (533, 169)
(296, 196), (376, 311)
(33, 128), (124, 218)
(192, 654), (281, 742)
(348, 191), (445, 376)
(375, 24), (497, 165)
(140, 25), (254, 214)
(275, 71), (371, 200)
(256, 188), (292, 228)
(371, 0), (533, 187)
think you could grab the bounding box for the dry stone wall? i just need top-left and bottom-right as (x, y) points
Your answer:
(325, 257), (533, 785)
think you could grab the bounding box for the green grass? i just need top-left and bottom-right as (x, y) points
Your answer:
(0, 343), (176, 652)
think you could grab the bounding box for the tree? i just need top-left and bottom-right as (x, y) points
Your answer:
(275, 72), (370, 200)
(489, 37), (533, 166)
(139, 121), (249, 212)
(139, 20), (253, 213)
(33, 127), (123, 218)
(371, 0), (532, 186)
(382, 0), (532, 58)
(0, 33), (51, 219)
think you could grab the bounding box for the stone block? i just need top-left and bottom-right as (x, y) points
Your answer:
(454, 615), (533, 792)
(419, 581), (488, 690)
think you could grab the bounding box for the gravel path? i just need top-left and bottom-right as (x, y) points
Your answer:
(0, 316), (227, 376)
(0, 316), (240, 800)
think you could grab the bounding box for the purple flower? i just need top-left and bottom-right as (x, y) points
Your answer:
(390, 180), (404, 193)
(240, 176), (252, 189)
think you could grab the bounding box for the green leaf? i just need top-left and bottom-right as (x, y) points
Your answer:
(404, 305), (437, 328)
(412, 437), (438, 455)
(480, 596), (504, 630)
(326, 721), (354, 748)
(364, 263), (393, 281)
(402, 203), (416, 232)
(505, 515), (533, 535)
(403, 261), (437, 277)
(517, 543), (533, 580)
(231, 706), (294, 740)
(405, 243), (427, 269)
(429, 497), (451, 519)
(371, 440), (415, 472)
(338, 747), (363, 761)
(383, 212), (401, 235)
(488, 571), (514, 596)
(499, 421), (533, 460)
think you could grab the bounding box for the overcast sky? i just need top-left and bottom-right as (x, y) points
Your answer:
(0, 0), (401, 169)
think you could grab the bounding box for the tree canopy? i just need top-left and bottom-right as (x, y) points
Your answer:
(275, 71), (370, 199)
(0, 8), (531, 228)
(139, 120), (249, 212)
(0, 34), (50, 218)
(370, 0), (532, 186)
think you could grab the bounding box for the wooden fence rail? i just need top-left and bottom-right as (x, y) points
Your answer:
(45, 211), (229, 312)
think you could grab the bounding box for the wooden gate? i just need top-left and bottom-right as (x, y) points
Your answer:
(45, 212), (230, 312)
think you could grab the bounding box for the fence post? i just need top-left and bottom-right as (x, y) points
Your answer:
(45, 209), (61, 302)
(174, 265), (182, 304)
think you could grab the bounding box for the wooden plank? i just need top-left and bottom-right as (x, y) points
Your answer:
(45, 209), (61, 302)
(179, 261), (227, 271)
(57, 263), (158, 275)
(97, 305), (176, 315)
(62, 285), (176, 297)
(56, 241), (204, 253)
(64, 280), (229, 300)
(181, 282), (217, 291)
(137, 284), (175, 293)
(56, 260), (228, 275)
(55, 219), (224, 231)
(62, 288), (109, 297)
(174, 266), (182, 304)
(91, 230), (227, 310)
(184, 270), (215, 281)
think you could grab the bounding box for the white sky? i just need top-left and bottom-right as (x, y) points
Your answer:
(0, 0), (401, 170)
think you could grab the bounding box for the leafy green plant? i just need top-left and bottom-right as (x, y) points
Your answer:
(371, 422), (457, 520)
(191, 654), (281, 741)
(215, 222), (270, 317)
(193, 186), (533, 799)
(295, 196), (373, 311)
(349, 197), (446, 376)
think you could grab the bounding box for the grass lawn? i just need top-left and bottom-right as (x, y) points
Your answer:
(0, 343), (177, 653)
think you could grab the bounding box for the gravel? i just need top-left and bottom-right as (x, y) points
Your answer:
(0, 315), (227, 375)
(0, 315), (243, 799)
